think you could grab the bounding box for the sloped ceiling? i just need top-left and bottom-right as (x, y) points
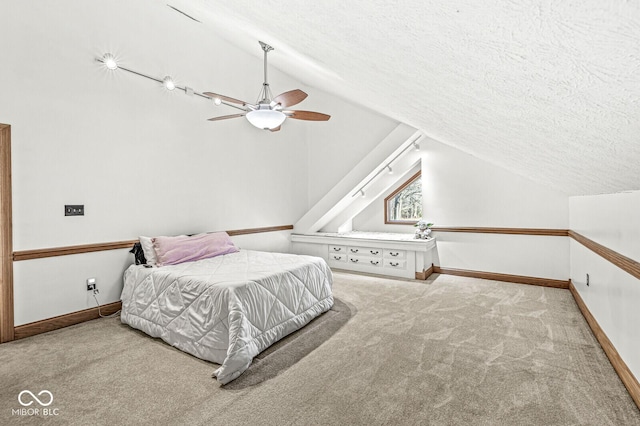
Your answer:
(173, 0), (640, 196)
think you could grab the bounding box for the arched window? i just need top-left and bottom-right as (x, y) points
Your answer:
(384, 171), (423, 224)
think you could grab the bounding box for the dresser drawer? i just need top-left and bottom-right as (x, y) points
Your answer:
(384, 250), (406, 259)
(348, 255), (382, 267)
(347, 246), (382, 257)
(384, 259), (407, 269)
(329, 245), (346, 254)
(329, 253), (347, 262)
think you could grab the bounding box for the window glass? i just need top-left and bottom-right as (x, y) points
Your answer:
(385, 172), (422, 223)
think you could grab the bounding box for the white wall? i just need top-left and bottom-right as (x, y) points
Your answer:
(354, 138), (570, 280)
(2, 0), (310, 247)
(305, 92), (397, 208)
(295, 124), (418, 234)
(569, 191), (640, 381)
(12, 232), (293, 326)
(0, 0), (392, 324)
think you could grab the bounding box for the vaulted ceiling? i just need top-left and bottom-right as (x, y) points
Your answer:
(172, 0), (640, 196)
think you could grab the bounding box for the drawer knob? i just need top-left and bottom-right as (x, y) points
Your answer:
(350, 258), (359, 263)
(370, 260), (379, 265)
(333, 247), (341, 251)
(390, 252), (399, 257)
(370, 250), (379, 255)
(350, 249), (359, 253)
(389, 262), (399, 267)
(333, 255), (342, 260)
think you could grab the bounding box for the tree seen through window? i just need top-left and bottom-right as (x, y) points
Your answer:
(385, 171), (423, 223)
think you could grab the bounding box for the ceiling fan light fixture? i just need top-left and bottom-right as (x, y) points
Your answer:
(246, 109), (286, 130)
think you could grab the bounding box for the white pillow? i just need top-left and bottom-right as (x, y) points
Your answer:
(139, 236), (158, 266)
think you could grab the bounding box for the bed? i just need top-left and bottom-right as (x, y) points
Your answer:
(120, 249), (333, 384)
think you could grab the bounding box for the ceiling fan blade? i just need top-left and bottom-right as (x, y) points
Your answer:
(207, 113), (245, 121)
(203, 92), (250, 106)
(273, 89), (308, 108)
(285, 110), (331, 121)
(269, 125), (281, 132)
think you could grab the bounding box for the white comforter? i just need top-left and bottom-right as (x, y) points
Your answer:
(120, 250), (333, 384)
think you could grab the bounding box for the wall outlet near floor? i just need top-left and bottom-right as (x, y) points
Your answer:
(586, 273), (590, 286)
(87, 278), (97, 292)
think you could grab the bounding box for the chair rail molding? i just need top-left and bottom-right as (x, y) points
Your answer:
(13, 225), (294, 261)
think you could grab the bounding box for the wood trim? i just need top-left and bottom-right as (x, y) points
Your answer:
(13, 240), (138, 261)
(569, 230), (640, 280)
(431, 227), (569, 236)
(13, 225), (294, 261)
(415, 263), (434, 280)
(569, 281), (640, 409)
(433, 266), (570, 289)
(13, 301), (122, 340)
(384, 170), (422, 224)
(0, 124), (14, 342)
(226, 224), (293, 236)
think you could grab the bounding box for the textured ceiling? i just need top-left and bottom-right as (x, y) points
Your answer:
(174, 0), (640, 196)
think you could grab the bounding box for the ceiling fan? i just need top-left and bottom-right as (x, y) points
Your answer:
(204, 41), (330, 132)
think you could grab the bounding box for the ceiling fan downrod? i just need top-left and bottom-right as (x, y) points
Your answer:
(258, 41), (275, 103)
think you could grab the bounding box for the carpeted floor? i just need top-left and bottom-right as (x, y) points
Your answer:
(1, 271), (639, 425)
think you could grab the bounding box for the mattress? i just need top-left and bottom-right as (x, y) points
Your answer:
(120, 249), (333, 384)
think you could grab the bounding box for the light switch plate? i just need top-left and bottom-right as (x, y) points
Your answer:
(65, 205), (84, 216)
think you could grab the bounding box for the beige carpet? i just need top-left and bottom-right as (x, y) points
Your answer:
(1, 272), (639, 425)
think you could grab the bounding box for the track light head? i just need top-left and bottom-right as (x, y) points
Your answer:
(163, 76), (176, 91)
(387, 165), (393, 174)
(360, 189), (366, 198)
(103, 53), (118, 70)
(414, 141), (421, 151)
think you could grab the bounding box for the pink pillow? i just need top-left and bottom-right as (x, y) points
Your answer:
(153, 232), (239, 266)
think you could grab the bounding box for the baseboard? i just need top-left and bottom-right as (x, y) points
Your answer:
(415, 264), (434, 280)
(569, 281), (640, 409)
(432, 266), (570, 289)
(13, 301), (122, 340)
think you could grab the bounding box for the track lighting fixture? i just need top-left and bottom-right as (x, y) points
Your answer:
(95, 48), (325, 127)
(95, 52), (223, 103)
(352, 135), (423, 198)
(163, 76), (176, 91)
(103, 53), (118, 70)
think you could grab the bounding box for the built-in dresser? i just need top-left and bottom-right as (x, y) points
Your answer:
(291, 232), (436, 279)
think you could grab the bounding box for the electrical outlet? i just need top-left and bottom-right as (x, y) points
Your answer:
(87, 278), (97, 292)
(586, 273), (590, 287)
